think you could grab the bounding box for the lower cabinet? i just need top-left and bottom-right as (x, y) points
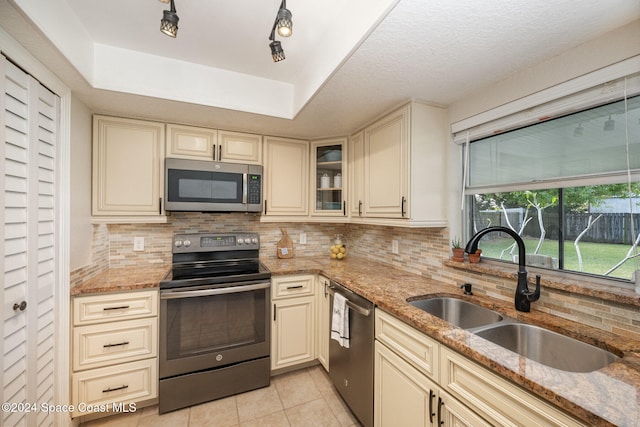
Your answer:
(316, 275), (331, 370)
(71, 290), (158, 418)
(374, 308), (587, 427)
(375, 341), (490, 427)
(271, 275), (316, 371)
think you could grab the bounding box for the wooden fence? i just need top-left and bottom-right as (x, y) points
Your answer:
(475, 211), (640, 244)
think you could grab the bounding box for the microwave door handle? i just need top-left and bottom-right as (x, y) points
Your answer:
(242, 173), (248, 204)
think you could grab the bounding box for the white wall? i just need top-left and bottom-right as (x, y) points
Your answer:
(445, 19), (640, 240)
(69, 95), (92, 270)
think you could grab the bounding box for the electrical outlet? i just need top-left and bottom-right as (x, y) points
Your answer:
(300, 233), (307, 245)
(133, 236), (145, 251)
(391, 239), (399, 254)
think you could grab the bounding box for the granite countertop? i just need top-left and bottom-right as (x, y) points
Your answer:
(70, 264), (169, 296)
(262, 256), (640, 427)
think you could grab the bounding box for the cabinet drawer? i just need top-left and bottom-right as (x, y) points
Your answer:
(272, 275), (315, 299)
(440, 347), (586, 427)
(71, 358), (157, 418)
(73, 317), (157, 371)
(74, 290), (158, 325)
(375, 309), (439, 381)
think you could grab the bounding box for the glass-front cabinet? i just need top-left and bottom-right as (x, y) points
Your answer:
(311, 138), (347, 216)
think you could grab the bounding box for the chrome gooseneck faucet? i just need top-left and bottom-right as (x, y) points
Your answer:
(465, 226), (541, 312)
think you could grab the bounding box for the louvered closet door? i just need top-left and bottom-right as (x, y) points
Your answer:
(1, 56), (59, 427)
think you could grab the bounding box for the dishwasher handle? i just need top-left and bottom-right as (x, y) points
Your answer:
(327, 285), (372, 317)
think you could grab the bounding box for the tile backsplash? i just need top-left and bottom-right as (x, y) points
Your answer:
(71, 213), (640, 339)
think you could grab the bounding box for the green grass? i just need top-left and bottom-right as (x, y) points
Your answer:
(476, 237), (640, 280)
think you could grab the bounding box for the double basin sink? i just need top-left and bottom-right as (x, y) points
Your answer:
(409, 296), (619, 372)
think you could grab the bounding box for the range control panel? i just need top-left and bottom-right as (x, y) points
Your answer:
(172, 233), (260, 253)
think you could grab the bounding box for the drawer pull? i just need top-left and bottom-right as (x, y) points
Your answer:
(103, 341), (130, 348)
(102, 384), (129, 393)
(286, 285), (304, 290)
(103, 305), (130, 311)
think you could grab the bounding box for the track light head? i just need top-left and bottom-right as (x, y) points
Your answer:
(270, 40), (285, 62)
(276, 6), (293, 37)
(160, 0), (179, 38)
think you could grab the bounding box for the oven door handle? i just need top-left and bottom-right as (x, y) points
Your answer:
(160, 282), (270, 300)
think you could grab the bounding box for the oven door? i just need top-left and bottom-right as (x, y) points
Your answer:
(159, 280), (270, 379)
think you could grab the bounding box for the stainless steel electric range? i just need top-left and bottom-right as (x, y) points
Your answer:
(158, 232), (271, 413)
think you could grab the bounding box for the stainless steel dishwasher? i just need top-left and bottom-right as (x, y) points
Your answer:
(328, 280), (374, 427)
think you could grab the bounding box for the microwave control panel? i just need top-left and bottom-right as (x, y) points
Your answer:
(247, 174), (261, 204)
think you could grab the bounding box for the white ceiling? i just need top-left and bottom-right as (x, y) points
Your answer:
(2, 0), (640, 139)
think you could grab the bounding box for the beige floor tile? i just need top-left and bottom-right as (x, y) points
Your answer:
(236, 383), (283, 422)
(79, 411), (142, 427)
(274, 369), (322, 409)
(320, 389), (360, 427)
(239, 410), (290, 427)
(306, 366), (334, 393)
(137, 407), (190, 427)
(285, 398), (341, 427)
(189, 395), (239, 427)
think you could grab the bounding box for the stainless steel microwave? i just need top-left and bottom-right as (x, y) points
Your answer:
(165, 158), (262, 213)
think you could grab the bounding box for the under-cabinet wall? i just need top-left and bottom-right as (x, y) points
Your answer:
(70, 217), (640, 340)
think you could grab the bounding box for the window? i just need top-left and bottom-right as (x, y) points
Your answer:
(464, 92), (640, 284)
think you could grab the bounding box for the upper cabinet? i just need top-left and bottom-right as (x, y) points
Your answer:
(166, 124), (262, 164)
(263, 136), (309, 216)
(92, 115), (166, 222)
(350, 101), (448, 228)
(311, 138), (347, 217)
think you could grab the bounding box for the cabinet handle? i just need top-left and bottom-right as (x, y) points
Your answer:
(219, 145), (222, 161)
(343, 201), (346, 216)
(358, 200), (362, 216)
(102, 384), (129, 393)
(103, 341), (130, 348)
(286, 285), (304, 289)
(429, 389), (435, 423)
(212, 144), (216, 160)
(103, 305), (130, 311)
(437, 396), (444, 425)
(159, 197), (163, 215)
(273, 304), (276, 321)
(401, 196), (406, 217)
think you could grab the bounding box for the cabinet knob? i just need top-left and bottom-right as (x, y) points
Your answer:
(13, 301), (27, 312)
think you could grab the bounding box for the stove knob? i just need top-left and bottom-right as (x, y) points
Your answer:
(237, 238), (244, 245)
(183, 240), (191, 247)
(174, 240), (183, 247)
(251, 237), (258, 244)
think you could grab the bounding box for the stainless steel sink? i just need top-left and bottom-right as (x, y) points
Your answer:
(408, 297), (504, 330)
(474, 323), (620, 372)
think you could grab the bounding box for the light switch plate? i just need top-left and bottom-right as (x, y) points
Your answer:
(133, 236), (145, 251)
(300, 233), (307, 245)
(392, 239), (399, 254)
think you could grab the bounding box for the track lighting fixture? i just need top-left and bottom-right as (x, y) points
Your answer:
(268, 0), (293, 62)
(160, 0), (179, 38)
(604, 114), (615, 131)
(276, 1), (293, 37)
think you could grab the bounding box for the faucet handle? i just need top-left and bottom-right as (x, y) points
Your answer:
(460, 283), (473, 295)
(524, 275), (541, 301)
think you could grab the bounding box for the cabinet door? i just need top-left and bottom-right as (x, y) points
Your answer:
(92, 115), (165, 216)
(363, 105), (408, 218)
(375, 341), (436, 427)
(438, 390), (493, 427)
(316, 276), (330, 371)
(348, 131), (364, 217)
(311, 138), (346, 216)
(272, 296), (315, 370)
(218, 130), (262, 164)
(166, 124), (217, 160)
(263, 136), (309, 215)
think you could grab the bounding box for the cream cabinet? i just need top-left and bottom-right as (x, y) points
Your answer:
(271, 275), (316, 371)
(350, 101), (448, 227)
(92, 116), (165, 221)
(375, 341), (491, 427)
(316, 275), (331, 370)
(311, 138), (347, 217)
(71, 290), (159, 418)
(375, 309), (586, 427)
(166, 125), (262, 164)
(263, 136), (309, 216)
(166, 124), (217, 160)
